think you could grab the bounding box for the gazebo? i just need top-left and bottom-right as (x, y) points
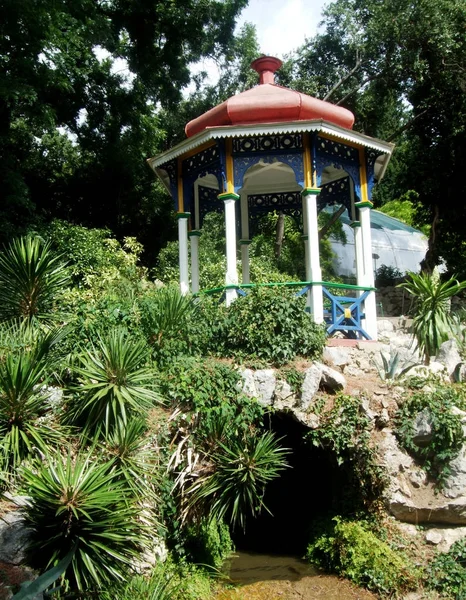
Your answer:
(148, 57), (394, 341)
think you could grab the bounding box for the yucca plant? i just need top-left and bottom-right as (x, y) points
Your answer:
(0, 236), (69, 322)
(139, 285), (198, 349)
(0, 327), (70, 479)
(399, 270), (466, 364)
(186, 431), (289, 530)
(21, 449), (149, 592)
(103, 417), (160, 502)
(100, 569), (179, 600)
(69, 329), (161, 434)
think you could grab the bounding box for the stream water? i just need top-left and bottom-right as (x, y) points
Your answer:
(215, 552), (378, 600)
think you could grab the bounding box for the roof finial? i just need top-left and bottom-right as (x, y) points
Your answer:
(251, 56), (283, 85)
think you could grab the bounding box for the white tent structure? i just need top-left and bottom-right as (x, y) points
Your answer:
(330, 210), (427, 279)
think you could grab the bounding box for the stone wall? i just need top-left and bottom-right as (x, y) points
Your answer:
(377, 285), (466, 317)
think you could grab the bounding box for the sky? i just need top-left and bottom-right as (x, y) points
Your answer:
(190, 0), (330, 87)
(236, 0), (329, 57)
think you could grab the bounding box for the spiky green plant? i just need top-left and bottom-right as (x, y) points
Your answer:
(21, 449), (149, 592)
(139, 285), (198, 348)
(0, 236), (69, 322)
(69, 329), (161, 434)
(187, 431), (289, 530)
(399, 270), (466, 364)
(0, 326), (69, 479)
(103, 417), (160, 501)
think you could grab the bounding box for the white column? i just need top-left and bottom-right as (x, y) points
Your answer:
(177, 213), (190, 295)
(189, 231), (201, 293)
(220, 193), (239, 306)
(302, 189), (324, 324)
(240, 192), (250, 284)
(351, 221), (364, 288)
(358, 203), (377, 339)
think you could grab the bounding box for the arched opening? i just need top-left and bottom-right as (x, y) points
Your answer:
(232, 412), (365, 556)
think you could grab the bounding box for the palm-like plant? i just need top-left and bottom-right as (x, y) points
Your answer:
(103, 417), (160, 501)
(21, 450), (148, 592)
(139, 285), (198, 348)
(399, 270), (466, 364)
(0, 326), (69, 479)
(69, 329), (161, 434)
(0, 236), (69, 322)
(186, 431), (289, 530)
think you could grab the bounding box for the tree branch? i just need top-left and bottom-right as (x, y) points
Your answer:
(323, 52), (362, 102)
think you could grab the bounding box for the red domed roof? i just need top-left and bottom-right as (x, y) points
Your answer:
(185, 56), (355, 138)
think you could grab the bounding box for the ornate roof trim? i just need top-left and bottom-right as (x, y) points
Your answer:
(148, 120), (394, 171)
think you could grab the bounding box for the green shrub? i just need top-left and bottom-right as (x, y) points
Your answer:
(427, 537), (466, 599)
(306, 518), (418, 596)
(21, 449), (149, 592)
(184, 517), (233, 569)
(396, 387), (465, 484)
(306, 394), (387, 506)
(220, 287), (326, 365)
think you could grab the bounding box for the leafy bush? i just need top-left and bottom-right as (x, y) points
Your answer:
(21, 450), (149, 592)
(67, 328), (160, 434)
(158, 357), (263, 440)
(306, 394), (387, 506)
(375, 264), (403, 287)
(184, 517), (233, 569)
(220, 287), (327, 365)
(396, 387), (465, 483)
(102, 560), (214, 600)
(306, 518), (418, 596)
(427, 537), (466, 599)
(0, 236), (69, 322)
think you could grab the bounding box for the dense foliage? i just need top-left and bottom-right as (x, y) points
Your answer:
(396, 386), (466, 484)
(306, 518), (418, 596)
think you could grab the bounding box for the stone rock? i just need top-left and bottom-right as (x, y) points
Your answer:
(425, 530), (443, 545)
(389, 493), (466, 525)
(0, 511), (33, 565)
(360, 397), (378, 424)
(436, 339), (462, 377)
(376, 408), (390, 429)
(403, 362), (449, 383)
(438, 527), (466, 552)
(319, 364), (346, 392)
(322, 346), (352, 368)
(378, 430), (414, 478)
(412, 408), (433, 447)
(300, 364), (323, 410)
(292, 410), (319, 429)
(274, 379), (296, 410)
(240, 368), (256, 398)
(343, 364), (365, 378)
(252, 370), (276, 406)
(409, 469), (427, 489)
(378, 319), (395, 333)
(443, 445), (466, 499)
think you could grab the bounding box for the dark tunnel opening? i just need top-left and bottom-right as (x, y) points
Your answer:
(232, 411), (361, 556)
